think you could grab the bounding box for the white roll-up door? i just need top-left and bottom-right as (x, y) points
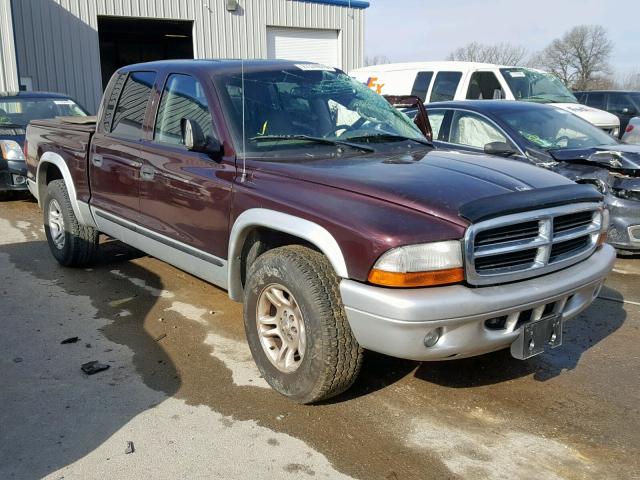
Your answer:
(266, 27), (340, 68)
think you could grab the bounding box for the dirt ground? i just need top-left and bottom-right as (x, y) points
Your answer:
(1, 193), (638, 480)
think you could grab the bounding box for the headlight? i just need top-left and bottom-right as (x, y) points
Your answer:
(0, 140), (25, 161)
(368, 240), (464, 287)
(612, 188), (640, 202)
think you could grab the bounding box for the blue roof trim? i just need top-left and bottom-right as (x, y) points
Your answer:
(295, 0), (370, 9)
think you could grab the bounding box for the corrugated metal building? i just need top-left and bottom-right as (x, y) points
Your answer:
(0, 0), (368, 112)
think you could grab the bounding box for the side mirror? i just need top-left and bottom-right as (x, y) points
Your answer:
(181, 118), (207, 152)
(484, 141), (517, 157)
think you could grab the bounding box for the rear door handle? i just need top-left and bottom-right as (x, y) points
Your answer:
(92, 154), (103, 167)
(140, 165), (155, 181)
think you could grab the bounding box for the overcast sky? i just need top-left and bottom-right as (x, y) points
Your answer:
(364, 0), (639, 76)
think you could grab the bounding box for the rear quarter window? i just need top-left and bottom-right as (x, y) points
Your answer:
(110, 71), (156, 139)
(101, 73), (127, 132)
(430, 72), (462, 102)
(411, 71), (433, 102)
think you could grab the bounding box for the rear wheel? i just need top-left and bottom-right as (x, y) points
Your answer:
(44, 179), (98, 267)
(243, 245), (363, 404)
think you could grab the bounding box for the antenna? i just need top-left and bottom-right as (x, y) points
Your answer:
(240, 59), (247, 182)
(239, 3), (248, 183)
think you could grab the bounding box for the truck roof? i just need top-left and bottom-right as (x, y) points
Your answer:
(351, 61), (528, 73)
(118, 59), (330, 75)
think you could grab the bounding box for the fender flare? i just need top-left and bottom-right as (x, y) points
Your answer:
(227, 208), (349, 301)
(36, 152), (96, 227)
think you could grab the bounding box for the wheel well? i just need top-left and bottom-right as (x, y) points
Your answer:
(239, 227), (317, 288)
(38, 162), (64, 201)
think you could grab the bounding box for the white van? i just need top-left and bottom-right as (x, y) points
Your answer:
(350, 61), (620, 136)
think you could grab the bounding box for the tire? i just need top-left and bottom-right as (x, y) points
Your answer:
(43, 179), (98, 267)
(243, 245), (363, 404)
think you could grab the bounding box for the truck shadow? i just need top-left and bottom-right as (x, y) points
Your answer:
(0, 236), (180, 479)
(412, 285), (627, 387)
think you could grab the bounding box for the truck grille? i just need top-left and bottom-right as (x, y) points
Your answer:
(464, 203), (603, 286)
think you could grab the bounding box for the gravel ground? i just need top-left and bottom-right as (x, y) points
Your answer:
(1, 194), (638, 480)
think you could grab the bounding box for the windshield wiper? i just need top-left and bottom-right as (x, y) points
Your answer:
(250, 135), (375, 153)
(344, 133), (432, 146)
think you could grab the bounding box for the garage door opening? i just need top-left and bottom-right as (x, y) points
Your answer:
(267, 27), (340, 69)
(97, 16), (194, 89)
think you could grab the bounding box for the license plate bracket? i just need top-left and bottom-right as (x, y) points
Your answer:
(510, 315), (562, 360)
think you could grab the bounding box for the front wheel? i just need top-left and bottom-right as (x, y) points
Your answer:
(243, 245), (363, 404)
(43, 179), (98, 267)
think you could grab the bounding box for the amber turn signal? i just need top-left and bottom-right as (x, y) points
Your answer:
(368, 267), (465, 288)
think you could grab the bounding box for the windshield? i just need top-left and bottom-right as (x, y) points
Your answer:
(499, 68), (577, 104)
(214, 66), (425, 156)
(498, 106), (617, 150)
(0, 97), (87, 128)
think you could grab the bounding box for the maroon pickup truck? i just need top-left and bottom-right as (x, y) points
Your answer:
(25, 60), (615, 403)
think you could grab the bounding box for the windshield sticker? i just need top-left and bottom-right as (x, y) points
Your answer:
(508, 71), (526, 78)
(295, 64), (334, 71)
(53, 100), (75, 105)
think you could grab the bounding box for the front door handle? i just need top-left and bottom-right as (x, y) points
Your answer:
(92, 154), (103, 167)
(140, 165), (155, 181)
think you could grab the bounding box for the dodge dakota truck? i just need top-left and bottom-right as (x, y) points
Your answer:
(25, 60), (616, 403)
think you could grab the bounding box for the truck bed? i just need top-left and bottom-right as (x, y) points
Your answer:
(26, 116), (97, 204)
(29, 115), (97, 133)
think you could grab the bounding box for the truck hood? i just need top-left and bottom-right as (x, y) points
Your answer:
(551, 103), (620, 128)
(549, 144), (640, 174)
(256, 148), (573, 227)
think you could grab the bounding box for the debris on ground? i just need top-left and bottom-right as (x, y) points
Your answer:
(13, 357), (23, 363)
(154, 333), (167, 342)
(125, 441), (135, 454)
(85, 343), (92, 348)
(61, 336), (79, 344)
(81, 360), (110, 375)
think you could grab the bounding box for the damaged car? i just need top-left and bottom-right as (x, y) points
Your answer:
(407, 100), (640, 253)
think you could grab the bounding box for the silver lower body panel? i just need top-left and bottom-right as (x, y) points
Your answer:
(340, 245), (616, 361)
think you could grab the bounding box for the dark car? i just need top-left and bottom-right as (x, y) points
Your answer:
(574, 90), (640, 137)
(405, 100), (639, 252)
(0, 91), (88, 193)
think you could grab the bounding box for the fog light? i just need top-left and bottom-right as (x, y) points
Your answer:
(12, 174), (26, 185)
(423, 329), (441, 347)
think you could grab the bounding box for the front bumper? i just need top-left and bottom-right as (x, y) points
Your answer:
(0, 159), (28, 192)
(340, 244), (616, 361)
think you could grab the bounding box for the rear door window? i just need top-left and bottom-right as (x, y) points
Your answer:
(411, 71), (433, 102)
(110, 71), (156, 139)
(427, 109), (446, 140)
(430, 72), (462, 102)
(154, 73), (214, 145)
(449, 110), (508, 149)
(466, 72), (504, 100)
(585, 92), (605, 109)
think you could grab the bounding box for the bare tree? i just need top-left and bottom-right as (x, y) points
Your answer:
(447, 42), (528, 65)
(364, 55), (391, 67)
(620, 70), (640, 90)
(534, 25), (613, 90)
